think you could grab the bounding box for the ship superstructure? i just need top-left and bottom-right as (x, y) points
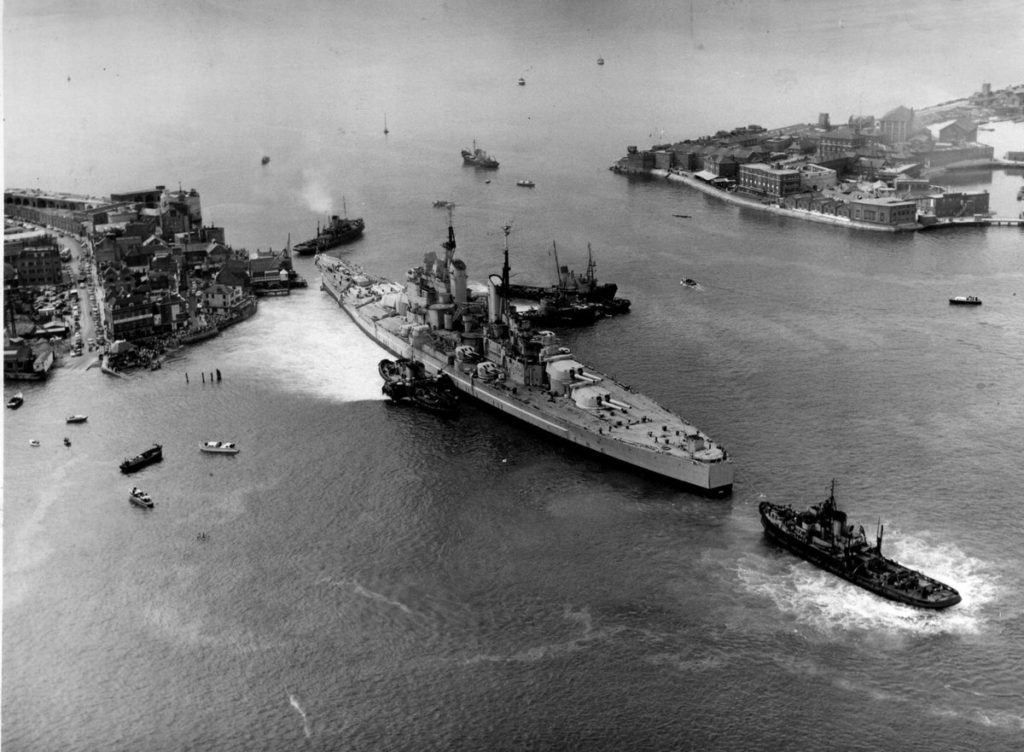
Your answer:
(316, 214), (732, 495)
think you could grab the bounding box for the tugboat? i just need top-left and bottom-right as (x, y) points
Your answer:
(292, 201), (365, 255)
(461, 140), (499, 168)
(379, 358), (458, 413)
(759, 481), (962, 609)
(120, 443), (163, 474)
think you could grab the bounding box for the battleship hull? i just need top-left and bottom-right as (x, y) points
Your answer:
(321, 258), (732, 495)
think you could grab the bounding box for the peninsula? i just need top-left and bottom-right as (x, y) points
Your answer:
(612, 81), (1024, 232)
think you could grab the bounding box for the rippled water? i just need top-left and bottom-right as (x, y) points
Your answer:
(6, 2), (1024, 749)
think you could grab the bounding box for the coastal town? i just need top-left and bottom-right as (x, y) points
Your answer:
(4, 185), (307, 382)
(5, 82), (1024, 385)
(613, 81), (1024, 232)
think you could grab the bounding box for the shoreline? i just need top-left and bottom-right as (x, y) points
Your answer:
(652, 169), (914, 233)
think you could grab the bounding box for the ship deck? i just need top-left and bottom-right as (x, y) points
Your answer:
(356, 296), (728, 467)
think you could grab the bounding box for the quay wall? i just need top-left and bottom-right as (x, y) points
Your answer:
(653, 170), (912, 233)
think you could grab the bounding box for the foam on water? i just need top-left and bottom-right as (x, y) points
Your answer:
(288, 693), (312, 738)
(737, 531), (999, 638)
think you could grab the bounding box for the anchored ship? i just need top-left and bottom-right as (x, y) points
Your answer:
(461, 140), (499, 168)
(316, 214), (732, 495)
(759, 481), (961, 609)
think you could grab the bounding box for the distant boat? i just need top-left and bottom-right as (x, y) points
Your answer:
(949, 295), (982, 306)
(129, 487), (154, 509)
(516, 179), (535, 188)
(384, 113), (389, 135)
(597, 56), (604, 65)
(120, 443), (163, 473)
(29, 439), (40, 447)
(261, 155), (270, 165)
(201, 440), (240, 454)
(461, 140), (499, 168)
(66, 414), (88, 423)
(64, 437), (71, 447)
(7, 391), (24, 409)
(518, 77), (526, 86)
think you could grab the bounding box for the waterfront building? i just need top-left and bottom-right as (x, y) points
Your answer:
(4, 337), (54, 381)
(916, 190), (990, 218)
(846, 197), (918, 228)
(105, 291), (155, 341)
(738, 163), (803, 199)
(153, 292), (190, 334)
(702, 149), (740, 179)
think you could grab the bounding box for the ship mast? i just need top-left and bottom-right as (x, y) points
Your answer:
(551, 240), (563, 290)
(501, 224), (512, 322)
(441, 205), (457, 295)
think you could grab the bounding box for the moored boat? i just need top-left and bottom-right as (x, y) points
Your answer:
(759, 481), (961, 609)
(129, 486), (154, 509)
(316, 213), (733, 495)
(461, 140), (499, 168)
(66, 414), (88, 423)
(516, 179), (535, 188)
(200, 440), (240, 454)
(949, 295), (982, 306)
(379, 358), (459, 413)
(120, 443), (163, 473)
(7, 391), (24, 409)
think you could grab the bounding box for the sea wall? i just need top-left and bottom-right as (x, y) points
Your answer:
(653, 169), (912, 233)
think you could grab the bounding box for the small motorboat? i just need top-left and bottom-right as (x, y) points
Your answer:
(7, 392), (24, 409)
(66, 414), (88, 423)
(29, 439), (40, 447)
(949, 295), (982, 306)
(681, 278), (698, 287)
(200, 440), (240, 454)
(516, 179), (535, 188)
(518, 77), (526, 86)
(64, 437), (71, 447)
(129, 486), (154, 509)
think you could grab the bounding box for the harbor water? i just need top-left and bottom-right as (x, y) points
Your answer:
(5, 2), (1024, 750)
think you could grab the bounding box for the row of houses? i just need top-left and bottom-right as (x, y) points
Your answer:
(4, 184), (299, 346)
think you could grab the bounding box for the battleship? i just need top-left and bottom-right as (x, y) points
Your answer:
(759, 481), (962, 609)
(315, 213), (733, 495)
